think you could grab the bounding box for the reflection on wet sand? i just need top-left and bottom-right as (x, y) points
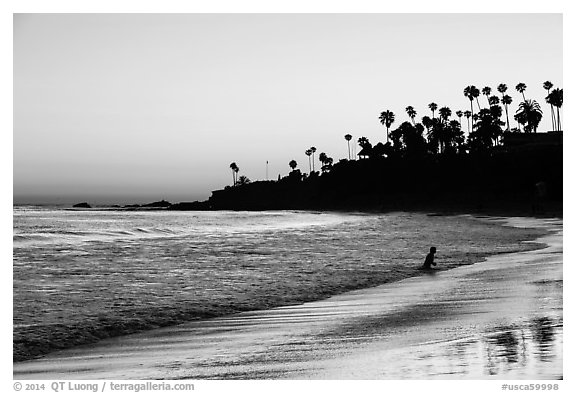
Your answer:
(484, 317), (561, 377)
(531, 317), (560, 361)
(296, 316), (563, 379)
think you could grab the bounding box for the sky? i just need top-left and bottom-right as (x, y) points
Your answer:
(13, 13), (563, 205)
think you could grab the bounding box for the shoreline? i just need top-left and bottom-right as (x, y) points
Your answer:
(15, 198), (563, 220)
(13, 216), (562, 379)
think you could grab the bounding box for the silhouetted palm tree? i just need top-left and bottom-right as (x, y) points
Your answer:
(489, 104), (505, 145)
(405, 106), (417, 125)
(435, 106), (452, 152)
(497, 83), (508, 97)
(515, 82), (527, 102)
(379, 110), (395, 143)
(305, 149), (312, 173)
(438, 106), (452, 125)
(464, 85), (481, 126)
(310, 147), (317, 172)
(482, 86), (492, 107)
(289, 160), (297, 171)
(464, 86), (474, 104)
(428, 102), (438, 119)
(488, 95), (500, 107)
(515, 99), (543, 133)
(464, 110), (472, 134)
(447, 119), (464, 152)
(502, 94), (512, 132)
(456, 110), (463, 128)
(547, 88), (563, 131)
(543, 81), (556, 130)
(229, 162), (238, 186)
(473, 88), (481, 111)
(344, 134), (353, 160)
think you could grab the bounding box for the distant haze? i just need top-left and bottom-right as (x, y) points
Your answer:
(14, 14), (562, 205)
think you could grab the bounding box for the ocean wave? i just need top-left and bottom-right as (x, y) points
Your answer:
(13, 227), (187, 248)
(14, 209), (361, 249)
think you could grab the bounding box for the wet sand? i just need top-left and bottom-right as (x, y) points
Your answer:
(13, 216), (562, 380)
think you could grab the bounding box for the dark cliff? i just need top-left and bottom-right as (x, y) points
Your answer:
(208, 138), (562, 214)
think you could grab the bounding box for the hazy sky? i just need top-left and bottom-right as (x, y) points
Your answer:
(13, 13), (562, 204)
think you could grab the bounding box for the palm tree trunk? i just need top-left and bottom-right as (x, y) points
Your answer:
(504, 104), (510, 132)
(546, 88), (555, 131)
(467, 117), (470, 134)
(312, 153), (315, 172)
(386, 126), (389, 143)
(556, 106), (561, 131)
(470, 101), (474, 131)
(476, 98), (481, 112)
(347, 141), (351, 160)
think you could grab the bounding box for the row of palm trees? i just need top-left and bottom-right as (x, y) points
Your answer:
(378, 81), (562, 143)
(465, 82), (563, 133)
(229, 80), (562, 184)
(545, 84), (563, 131)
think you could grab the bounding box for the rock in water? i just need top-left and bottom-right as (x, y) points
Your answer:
(73, 202), (92, 208)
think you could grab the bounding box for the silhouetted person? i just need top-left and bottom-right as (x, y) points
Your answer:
(422, 247), (437, 269)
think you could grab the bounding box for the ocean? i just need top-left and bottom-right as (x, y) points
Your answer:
(13, 207), (546, 361)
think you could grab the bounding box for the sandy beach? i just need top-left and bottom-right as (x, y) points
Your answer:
(13, 216), (562, 380)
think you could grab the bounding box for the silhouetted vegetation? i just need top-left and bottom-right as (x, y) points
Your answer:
(344, 134), (353, 160)
(229, 162), (239, 186)
(237, 175), (251, 186)
(207, 81), (562, 214)
(515, 100), (543, 133)
(546, 88), (563, 131)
